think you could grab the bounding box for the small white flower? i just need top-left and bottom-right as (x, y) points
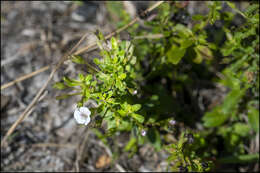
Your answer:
(169, 119), (176, 125)
(74, 107), (91, 125)
(141, 129), (147, 136)
(133, 90), (138, 95)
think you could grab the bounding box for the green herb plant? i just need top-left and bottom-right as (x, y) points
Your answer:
(54, 1), (259, 171)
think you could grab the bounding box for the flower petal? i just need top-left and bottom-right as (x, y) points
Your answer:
(74, 107), (91, 125)
(79, 107), (91, 116)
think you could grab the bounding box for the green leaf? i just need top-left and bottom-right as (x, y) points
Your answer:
(85, 74), (92, 82)
(124, 137), (137, 152)
(63, 77), (80, 87)
(111, 37), (118, 49)
(131, 113), (144, 123)
(97, 40), (103, 50)
(194, 47), (203, 64)
(248, 106), (259, 132)
(53, 82), (68, 90)
(95, 29), (105, 41)
(147, 128), (162, 151)
(192, 14), (205, 21)
(71, 55), (86, 64)
(221, 89), (245, 114)
(118, 109), (127, 116)
(130, 56), (136, 65)
(181, 38), (194, 49)
(166, 44), (186, 65)
(233, 123), (250, 137)
(55, 93), (78, 100)
(93, 58), (100, 65)
(203, 106), (229, 127)
(219, 154), (259, 163)
(194, 45), (213, 64)
(132, 104), (142, 112)
(78, 73), (85, 81)
(118, 73), (126, 80)
(226, 2), (236, 9)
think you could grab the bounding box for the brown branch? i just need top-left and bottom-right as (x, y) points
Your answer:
(1, 1), (164, 148)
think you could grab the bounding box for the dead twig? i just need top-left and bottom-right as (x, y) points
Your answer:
(1, 66), (50, 90)
(1, 1), (164, 148)
(32, 143), (76, 149)
(133, 33), (163, 40)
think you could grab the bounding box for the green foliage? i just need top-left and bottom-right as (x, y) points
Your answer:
(166, 132), (213, 172)
(54, 1), (259, 171)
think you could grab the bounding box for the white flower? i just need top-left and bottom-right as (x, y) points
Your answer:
(133, 90), (138, 95)
(74, 107), (91, 125)
(169, 119), (176, 125)
(141, 129), (147, 136)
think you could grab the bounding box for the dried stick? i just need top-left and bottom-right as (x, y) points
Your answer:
(1, 66), (50, 90)
(32, 143), (76, 149)
(133, 33), (164, 40)
(1, 1), (164, 148)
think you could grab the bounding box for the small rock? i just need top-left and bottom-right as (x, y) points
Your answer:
(21, 29), (36, 37)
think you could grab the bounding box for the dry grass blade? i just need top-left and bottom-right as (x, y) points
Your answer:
(1, 66), (50, 90)
(32, 143), (76, 149)
(1, 1), (164, 148)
